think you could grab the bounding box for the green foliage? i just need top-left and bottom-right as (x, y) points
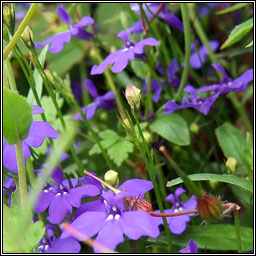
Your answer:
(216, 3), (248, 15)
(150, 113), (190, 146)
(167, 173), (253, 193)
(245, 40), (253, 48)
(3, 87), (33, 144)
(130, 60), (149, 78)
(221, 18), (253, 49)
(89, 129), (134, 166)
(25, 221), (45, 250)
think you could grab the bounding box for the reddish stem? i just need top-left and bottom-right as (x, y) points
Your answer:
(150, 209), (198, 217)
(149, 3), (165, 23)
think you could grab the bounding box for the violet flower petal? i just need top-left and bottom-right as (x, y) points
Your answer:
(75, 199), (106, 218)
(31, 105), (44, 115)
(71, 27), (91, 40)
(86, 104), (98, 120)
(159, 11), (184, 31)
(46, 237), (81, 253)
(56, 5), (71, 25)
(34, 190), (56, 214)
(167, 214), (190, 234)
(133, 38), (159, 54)
(51, 166), (63, 185)
(24, 121), (59, 148)
(74, 16), (94, 27)
(111, 50), (135, 73)
(163, 100), (184, 114)
(85, 79), (98, 98)
(179, 239), (198, 253)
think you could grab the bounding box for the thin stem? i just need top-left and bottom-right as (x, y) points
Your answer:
(234, 210), (242, 253)
(15, 141), (28, 211)
(26, 157), (36, 189)
(3, 3), (39, 59)
(150, 209), (198, 217)
(4, 57), (17, 91)
(145, 68), (153, 121)
(175, 3), (191, 101)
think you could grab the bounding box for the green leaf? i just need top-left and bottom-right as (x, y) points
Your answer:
(216, 3), (248, 15)
(150, 113), (190, 146)
(3, 88), (33, 145)
(130, 60), (149, 78)
(89, 129), (134, 166)
(149, 225), (253, 251)
(27, 45), (48, 104)
(245, 40), (253, 48)
(221, 18), (253, 49)
(25, 221), (45, 250)
(167, 173), (253, 193)
(215, 123), (249, 169)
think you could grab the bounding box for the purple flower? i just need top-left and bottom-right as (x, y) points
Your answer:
(3, 105), (59, 173)
(73, 79), (115, 120)
(187, 40), (219, 69)
(153, 187), (197, 234)
(61, 179), (160, 252)
(198, 62), (253, 95)
(34, 167), (100, 224)
(130, 3), (183, 32)
(35, 5), (94, 54)
(38, 225), (81, 253)
(163, 85), (221, 115)
(179, 239), (198, 253)
(90, 31), (159, 75)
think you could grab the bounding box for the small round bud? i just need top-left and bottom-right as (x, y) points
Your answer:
(197, 192), (223, 223)
(143, 131), (152, 144)
(125, 84), (141, 110)
(209, 180), (219, 190)
(225, 157), (237, 174)
(100, 112), (108, 121)
(104, 170), (119, 188)
(190, 123), (199, 134)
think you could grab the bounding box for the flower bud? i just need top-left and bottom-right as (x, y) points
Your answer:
(3, 4), (15, 35)
(125, 84), (141, 110)
(143, 131), (152, 144)
(104, 170), (119, 188)
(209, 180), (219, 190)
(190, 123), (199, 134)
(225, 157), (237, 174)
(122, 118), (133, 131)
(197, 192), (223, 223)
(21, 26), (34, 48)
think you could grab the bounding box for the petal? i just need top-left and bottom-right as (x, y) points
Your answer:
(99, 91), (115, 101)
(163, 100), (184, 114)
(56, 5), (71, 25)
(85, 79), (98, 98)
(47, 196), (72, 224)
(74, 16), (94, 27)
(111, 50), (135, 73)
(175, 187), (187, 200)
(189, 239), (198, 253)
(120, 211), (159, 239)
(199, 91), (220, 115)
(167, 215), (190, 234)
(133, 38), (159, 54)
(34, 190), (56, 213)
(72, 106), (87, 121)
(47, 237), (81, 253)
(94, 220), (124, 253)
(212, 62), (231, 82)
(230, 68), (253, 92)
(167, 59), (179, 80)
(86, 104), (97, 120)
(71, 27), (91, 40)
(183, 195), (197, 215)
(118, 179), (153, 198)
(117, 31), (129, 42)
(159, 11), (184, 31)
(51, 166), (63, 185)
(31, 105), (44, 115)
(24, 121), (59, 148)
(67, 185), (100, 208)
(90, 50), (123, 75)
(127, 20), (143, 34)
(61, 211), (107, 239)
(151, 79), (162, 103)
(198, 84), (221, 94)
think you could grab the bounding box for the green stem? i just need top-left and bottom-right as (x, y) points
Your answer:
(145, 68), (153, 121)
(3, 3), (38, 59)
(15, 141), (28, 211)
(4, 57), (17, 91)
(132, 111), (172, 252)
(26, 157), (36, 189)
(175, 4), (191, 101)
(234, 210), (242, 253)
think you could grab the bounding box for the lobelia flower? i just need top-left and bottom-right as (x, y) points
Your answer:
(179, 239), (198, 253)
(61, 179), (160, 252)
(163, 85), (221, 115)
(3, 105), (59, 173)
(73, 79), (116, 120)
(34, 167), (100, 224)
(143, 59), (180, 103)
(153, 187), (197, 234)
(38, 225), (81, 253)
(35, 5), (94, 54)
(198, 62), (253, 95)
(90, 31), (159, 75)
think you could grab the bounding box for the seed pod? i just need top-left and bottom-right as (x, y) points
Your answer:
(123, 196), (152, 212)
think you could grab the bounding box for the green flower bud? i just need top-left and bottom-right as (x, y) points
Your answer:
(197, 192), (223, 223)
(104, 170), (119, 188)
(225, 157), (237, 174)
(143, 131), (152, 144)
(122, 118), (133, 131)
(190, 122), (199, 134)
(21, 26), (34, 49)
(3, 4), (15, 35)
(125, 84), (141, 110)
(209, 180), (219, 190)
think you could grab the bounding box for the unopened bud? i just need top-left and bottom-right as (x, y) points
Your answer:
(125, 84), (141, 110)
(3, 5), (15, 35)
(225, 157), (237, 174)
(122, 118), (133, 130)
(197, 192), (223, 223)
(143, 131), (152, 144)
(104, 170), (119, 188)
(190, 123), (199, 134)
(209, 180), (219, 190)
(21, 26), (34, 48)
(100, 112), (108, 121)
(44, 69), (55, 83)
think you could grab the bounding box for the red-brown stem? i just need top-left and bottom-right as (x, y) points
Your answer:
(62, 223), (115, 253)
(150, 209), (198, 217)
(140, 7), (148, 36)
(159, 145), (171, 161)
(149, 3), (165, 23)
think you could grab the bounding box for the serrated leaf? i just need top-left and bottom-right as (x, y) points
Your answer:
(245, 40), (253, 48)
(215, 122), (249, 170)
(221, 18), (253, 49)
(27, 45), (48, 104)
(25, 221), (45, 250)
(149, 225), (253, 251)
(3, 88), (33, 145)
(167, 173), (252, 193)
(150, 114), (190, 146)
(107, 139), (134, 166)
(216, 3), (248, 15)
